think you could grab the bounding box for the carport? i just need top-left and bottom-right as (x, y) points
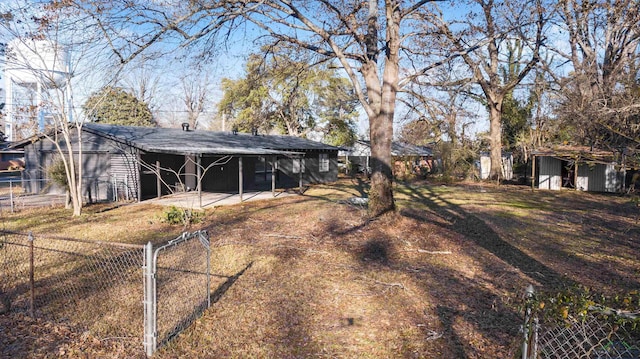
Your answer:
(138, 148), (305, 207)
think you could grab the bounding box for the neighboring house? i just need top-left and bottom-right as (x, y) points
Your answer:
(531, 146), (636, 193)
(339, 140), (435, 178)
(13, 123), (341, 202)
(478, 152), (513, 180)
(0, 146), (24, 171)
(0, 146), (24, 184)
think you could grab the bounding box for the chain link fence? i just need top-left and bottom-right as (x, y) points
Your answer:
(0, 175), (136, 213)
(0, 230), (211, 357)
(0, 230), (146, 349)
(522, 286), (640, 359)
(151, 231), (211, 349)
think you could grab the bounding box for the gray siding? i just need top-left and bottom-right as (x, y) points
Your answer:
(110, 151), (140, 201)
(538, 156), (562, 190)
(21, 130), (141, 202)
(577, 163), (622, 193)
(22, 143), (43, 193)
(277, 151), (338, 187)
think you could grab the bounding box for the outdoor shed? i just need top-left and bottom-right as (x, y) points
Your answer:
(478, 152), (513, 180)
(531, 146), (632, 193)
(15, 123), (341, 203)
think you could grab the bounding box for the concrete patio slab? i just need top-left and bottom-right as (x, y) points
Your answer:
(143, 190), (300, 209)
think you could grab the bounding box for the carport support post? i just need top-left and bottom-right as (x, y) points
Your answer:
(238, 157), (243, 202)
(298, 156), (303, 194)
(574, 160), (579, 191)
(531, 155), (536, 191)
(271, 156), (276, 197)
(156, 160), (161, 199)
(197, 155), (202, 208)
(137, 152), (142, 203)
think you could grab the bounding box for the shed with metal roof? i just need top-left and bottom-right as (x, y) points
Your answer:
(531, 146), (638, 193)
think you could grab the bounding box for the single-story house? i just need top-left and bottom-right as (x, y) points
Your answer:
(339, 140), (435, 178)
(478, 152), (514, 180)
(531, 146), (638, 192)
(0, 145), (24, 171)
(13, 123), (341, 202)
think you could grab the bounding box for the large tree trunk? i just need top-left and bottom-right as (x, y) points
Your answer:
(488, 100), (504, 179)
(369, 109), (395, 217)
(362, 57), (395, 216)
(365, 0), (399, 217)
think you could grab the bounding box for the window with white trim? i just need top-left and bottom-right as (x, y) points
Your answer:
(319, 153), (329, 172)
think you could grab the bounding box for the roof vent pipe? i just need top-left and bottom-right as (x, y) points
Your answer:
(182, 122), (190, 131)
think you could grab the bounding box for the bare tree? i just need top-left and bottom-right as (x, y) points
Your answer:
(62, 0), (451, 217)
(123, 59), (161, 118)
(180, 73), (208, 130)
(550, 0), (640, 149)
(1, 1), (120, 216)
(424, 0), (547, 179)
(401, 72), (479, 178)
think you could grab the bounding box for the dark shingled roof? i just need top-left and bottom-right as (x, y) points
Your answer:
(82, 123), (340, 155)
(343, 140), (433, 157)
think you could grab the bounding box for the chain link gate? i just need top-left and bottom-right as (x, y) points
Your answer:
(521, 285), (640, 359)
(144, 230), (211, 356)
(1, 230), (211, 357)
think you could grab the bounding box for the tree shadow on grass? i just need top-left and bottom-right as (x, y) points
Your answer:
(397, 185), (576, 290)
(346, 225), (525, 357)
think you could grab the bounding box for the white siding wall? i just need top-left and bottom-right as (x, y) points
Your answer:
(479, 153), (513, 180)
(480, 156), (491, 179)
(110, 152), (139, 201)
(576, 167), (589, 191)
(605, 163), (621, 192)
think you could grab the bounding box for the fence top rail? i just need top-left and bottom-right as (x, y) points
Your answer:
(153, 230), (209, 261)
(0, 230), (146, 250)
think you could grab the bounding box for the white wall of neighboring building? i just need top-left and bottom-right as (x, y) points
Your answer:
(479, 152), (513, 180)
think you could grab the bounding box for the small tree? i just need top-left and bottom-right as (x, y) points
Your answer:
(46, 157), (72, 208)
(84, 86), (155, 127)
(1, 1), (125, 216)
(218, 49), (359, 142)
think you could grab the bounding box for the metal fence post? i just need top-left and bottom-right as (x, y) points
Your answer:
(143, 241), (156, 356)
(201, 231), (211, 309)
(28, 231), (34, 317)
(10, 180), (15, 213)
(522, 284), (535, 359)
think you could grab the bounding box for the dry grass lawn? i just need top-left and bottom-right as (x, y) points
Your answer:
(1, 177), (638, 358)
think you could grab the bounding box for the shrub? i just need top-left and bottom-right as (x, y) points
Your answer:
(162, 206), (202, 225)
